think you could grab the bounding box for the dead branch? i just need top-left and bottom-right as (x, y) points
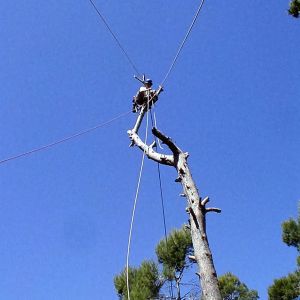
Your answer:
(201, 196), (210, 206)
(152, 127), (182, 155)
(127, 129), (174, 166)
(205, 207), (222, 214)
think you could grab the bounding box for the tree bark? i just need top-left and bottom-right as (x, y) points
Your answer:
(128, 109), (222, 300)
(176, 277), (181, 300)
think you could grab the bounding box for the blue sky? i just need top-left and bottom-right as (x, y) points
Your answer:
(0, 1), (299, 299)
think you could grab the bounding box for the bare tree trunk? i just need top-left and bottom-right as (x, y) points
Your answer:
(175, 278), (181, 300)
(128, 107), (222, 300)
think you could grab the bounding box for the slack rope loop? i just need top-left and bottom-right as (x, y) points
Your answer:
(160, 0), (206, 86)
(88, 0), (140, 75)
(0, 110), (131, 165)
(126, 107), (150, 300)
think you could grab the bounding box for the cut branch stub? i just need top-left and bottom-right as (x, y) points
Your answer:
(201, 196), (210, 206)
(205, 207), (222, 214)
(200, 196), (222, 214)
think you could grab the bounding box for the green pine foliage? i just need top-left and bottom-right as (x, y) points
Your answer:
(268, 272), (300, 300)
(288, 0), (300, 17)
(218, 273), (259, 300)
(114, 260), (162, 300)
(114, 227), (195, 300)
(282, 213), (300, 251)
(155, 227), (193, 280)
(114, 226), (260, 299)
(268, 204), (300, 300)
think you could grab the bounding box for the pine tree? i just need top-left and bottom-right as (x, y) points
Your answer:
(114, 226), (260, 300)
(288, 0), (300, 18)
(218, 273), (259, 300)
(114, 227), (196, 300)
(156, 227), (194, 299)
(282, 211), (300, 251)
(268, 203), (300, 300)
(268, 272), (300, 300)
(114, 260), (162, 300)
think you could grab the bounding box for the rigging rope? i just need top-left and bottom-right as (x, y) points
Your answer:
(151, 107), (163, 150)
(0, 110), (130, 165)
(149, 110), (168, 240)
(149, 108), (174, 298)
(87, 2), (207, 296)
(126, 107), (150, 300)
(88, 0), (140, 75)
(125, 0), (207, 271)
(88, 0), (205, 88)
(160, 0), (206, 86)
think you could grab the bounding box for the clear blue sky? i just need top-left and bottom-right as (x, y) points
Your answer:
(0, 1), (299, 299)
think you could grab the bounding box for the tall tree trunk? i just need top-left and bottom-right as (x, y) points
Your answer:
(128, 106), (222, 300)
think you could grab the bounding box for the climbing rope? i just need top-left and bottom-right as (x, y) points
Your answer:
(88, 0), (140, 75)
(88, 0), (205, 89)
(84, 1), (207, 293)
(160, 0), (206, 86)
(149, 108), (174, 297)
(0, 110), (131, 165)
(126, 106), (150, 300)
(149, 110), (168, 240)
(150, 105), (163, 150)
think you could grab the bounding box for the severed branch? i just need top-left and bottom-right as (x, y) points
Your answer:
(200, 196), (221, 214)
(201, 196), (210, 206)
(205, 207), (222, 214)
(189, 255), (197, 262)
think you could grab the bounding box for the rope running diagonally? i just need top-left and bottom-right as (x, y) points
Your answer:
(88, 0), (141, 75)
(88, 0), (205, 87)
(160, 0), (206, 86)
(126, 107), (150, 300)
(0, 110), (131, 165)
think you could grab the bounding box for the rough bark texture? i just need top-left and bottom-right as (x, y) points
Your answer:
(128, 107), (222, 300)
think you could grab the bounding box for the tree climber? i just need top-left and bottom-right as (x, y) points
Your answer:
(132, 78), (163, 112)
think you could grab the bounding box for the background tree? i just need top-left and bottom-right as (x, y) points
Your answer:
(268, 204), (300, 300)
(268, 272), (300, 300)
(288, 0), (300, 17)
(282, 209), (300, 251)
(218, 273), (259, 300)
(156, 227), (194, 300)
(114, 260), (162, 300)
(114, 227), (195, 300)
(114, 226), (258, 300)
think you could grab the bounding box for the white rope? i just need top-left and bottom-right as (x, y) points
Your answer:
(0, 110), (131, 165)
(126, 106), (150, 300)
(152, 108), (164, 150)
(160, 0), (206, 86)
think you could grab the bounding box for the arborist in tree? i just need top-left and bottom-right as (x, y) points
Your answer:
(132, 77), (163, 113)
